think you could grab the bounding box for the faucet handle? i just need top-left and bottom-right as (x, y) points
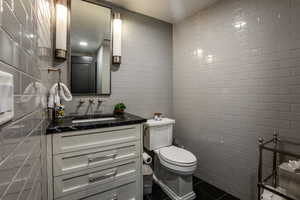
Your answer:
(97, 98), (106, 103)
(79, 99), (85, 104)
(89, 98), (95, 104)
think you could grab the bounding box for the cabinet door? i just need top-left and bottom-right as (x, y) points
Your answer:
(53, 141), (140, 176)
(53, 159), (139, 198)
(52, 125), (140, 154)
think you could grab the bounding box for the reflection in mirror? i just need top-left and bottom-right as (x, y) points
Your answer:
(70, 0), (111, 95)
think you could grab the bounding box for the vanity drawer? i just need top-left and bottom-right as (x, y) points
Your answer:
(52, 125), (140, 154)
(53, 159), (139, 198)
(57, 180), (139, 200)
(53, 141), (140, 176)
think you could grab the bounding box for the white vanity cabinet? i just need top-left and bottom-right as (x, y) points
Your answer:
(47, 124), (143, 200)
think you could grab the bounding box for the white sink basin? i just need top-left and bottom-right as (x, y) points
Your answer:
(72, 117), (117, 124)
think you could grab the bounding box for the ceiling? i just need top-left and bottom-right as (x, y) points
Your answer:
(71, 0), (111, 54)
(104, 0), (219, 23)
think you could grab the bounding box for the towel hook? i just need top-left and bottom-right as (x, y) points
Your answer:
(43, 67), (62, 83)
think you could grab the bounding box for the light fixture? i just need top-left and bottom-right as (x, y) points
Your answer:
(112, 13), (122, 64)
(79, 41), (88, 46)
(55, 0), (68, 60)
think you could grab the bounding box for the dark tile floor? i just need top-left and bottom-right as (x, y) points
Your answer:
(144, 176), (240, 200)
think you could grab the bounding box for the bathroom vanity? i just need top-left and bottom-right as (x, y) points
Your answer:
(46, 1), (147, 199)
(46, 113), (146, 200)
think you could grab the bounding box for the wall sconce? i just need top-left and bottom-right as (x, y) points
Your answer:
(55, 0), (68, 60)
(112, 13), (122, 65)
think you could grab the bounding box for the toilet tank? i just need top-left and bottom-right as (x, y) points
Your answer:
(144, 118), (175, 151)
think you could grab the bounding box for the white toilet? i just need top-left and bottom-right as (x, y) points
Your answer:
(144, 118), (197, 200)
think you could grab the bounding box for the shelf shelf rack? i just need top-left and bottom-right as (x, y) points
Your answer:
(258, 133), (300, 200)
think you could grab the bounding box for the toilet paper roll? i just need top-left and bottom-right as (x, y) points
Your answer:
(143, 152), (152, 164)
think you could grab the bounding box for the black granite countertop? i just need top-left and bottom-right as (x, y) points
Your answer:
(46, 113), (147, 134)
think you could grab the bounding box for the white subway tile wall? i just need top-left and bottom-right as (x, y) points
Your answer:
(0, 0), (53, 199)
(173, 0), (300, 199)
(63, 10), (173, 119)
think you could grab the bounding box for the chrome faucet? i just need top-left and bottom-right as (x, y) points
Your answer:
(89, 98), (95, 104)
(79, 99), (85, 104)
(97, 98), (104, 104)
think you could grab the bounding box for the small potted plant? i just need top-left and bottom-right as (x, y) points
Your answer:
(114, 102), (126, 115)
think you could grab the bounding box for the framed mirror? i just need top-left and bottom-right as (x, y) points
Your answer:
(70, 0), (111, 95)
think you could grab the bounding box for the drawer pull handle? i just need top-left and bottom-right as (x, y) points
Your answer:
(88, 170), (117, 183)
(81, 193), (118, 200)
(88, 153), (117, 163)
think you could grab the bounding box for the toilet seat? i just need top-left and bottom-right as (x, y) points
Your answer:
(160, 146), (197, 166)
(157, 146), (197, 174)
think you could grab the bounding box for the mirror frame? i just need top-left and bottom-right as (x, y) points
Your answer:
(68, 0), (113, 96)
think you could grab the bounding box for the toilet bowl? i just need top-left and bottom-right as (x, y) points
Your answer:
(144, 118), (197, 200)
(156, 146), (197, 174)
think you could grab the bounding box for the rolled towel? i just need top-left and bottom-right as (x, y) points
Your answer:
(143, 152), (152, 165)
(288, 160), (300, 172)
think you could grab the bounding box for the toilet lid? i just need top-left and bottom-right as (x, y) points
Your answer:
(159, 146), (197, 166)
